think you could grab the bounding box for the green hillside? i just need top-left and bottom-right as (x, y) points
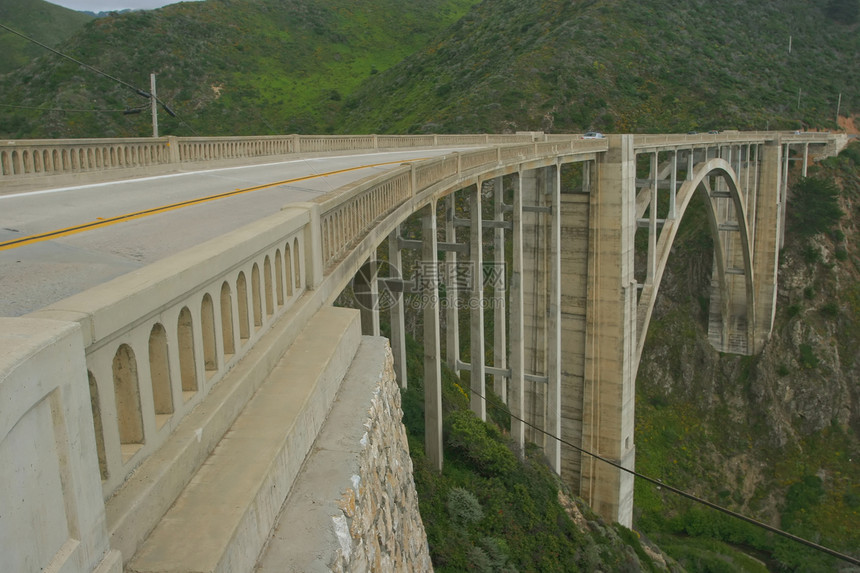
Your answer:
(632, 144), (860, 571)
(338, 0), (859, 134)
(0, 0), (94, 75)
(0, 0), (478, 138)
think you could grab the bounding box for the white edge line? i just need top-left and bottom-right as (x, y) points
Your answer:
(0, 147), (474, 201)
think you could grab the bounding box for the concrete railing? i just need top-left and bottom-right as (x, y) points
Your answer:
(0, 133), (544, 183)
(2, 131), (839, 184)
(27, 205), (313, 498)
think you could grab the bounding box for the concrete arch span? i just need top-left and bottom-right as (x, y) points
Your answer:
(635, 157), (757, 369)
(314, 136), (785, 529)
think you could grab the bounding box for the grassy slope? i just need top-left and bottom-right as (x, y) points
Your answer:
(338, 0), (860, 134)
(386, 321), (674, 572)
(0, 0), (93, 75)
(0, 0), (478, 138)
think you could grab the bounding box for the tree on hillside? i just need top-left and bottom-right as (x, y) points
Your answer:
(826, 0), (859, 24)
(788, 176), (844, 237)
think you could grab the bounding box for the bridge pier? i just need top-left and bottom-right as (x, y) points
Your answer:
(388, 225), (408, 388)
(470, 183), (487, 421)
(753, 141), (783, 353)
(578, 134), (637, 527)
(422, 201), (444, 472)
(492, 176), (508, 402)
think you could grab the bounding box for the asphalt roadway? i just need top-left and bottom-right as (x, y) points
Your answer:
(0, 148), (464, 317)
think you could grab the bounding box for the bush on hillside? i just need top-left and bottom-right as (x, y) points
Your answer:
(788, 176), (844, 237)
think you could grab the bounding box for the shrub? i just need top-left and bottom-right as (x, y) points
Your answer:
(819, 301), (839, 318)
(798, 344), (819, 369)
(789, 177), (844, 237)
(447, 410), (518, 476)
(447, 487), (484, 525)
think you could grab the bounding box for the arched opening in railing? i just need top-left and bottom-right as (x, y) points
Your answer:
(293, 237), (301, 289)
(112, 343), (144, 461)
(237, 272), (250, 343)
(177, 306), (198, 400)
(263, 256), (274, 317)
(284, 243), (293, 297)
(274, 250), (285, 307)
(220, 281), (235, 358)
(251, 263), (263, 330)
(88, 370), (108, 481)
(201, 294), (218, 378)
(148, 323), (173, 429)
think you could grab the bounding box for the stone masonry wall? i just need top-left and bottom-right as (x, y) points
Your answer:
(255, 336), (432, 572)
(330, 341), (433, 572)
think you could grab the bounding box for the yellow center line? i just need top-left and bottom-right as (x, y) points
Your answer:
(0, 159), (419, 252)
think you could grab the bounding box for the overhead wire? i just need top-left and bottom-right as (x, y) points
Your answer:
(0, 103), (147, 114)
(0, 22), (199, 135)
(465, 384), (860, 567)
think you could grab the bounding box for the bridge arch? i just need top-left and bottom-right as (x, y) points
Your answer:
(635, 157), (757, 365)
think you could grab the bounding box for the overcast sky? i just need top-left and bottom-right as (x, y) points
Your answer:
(47, 0), (200, 12)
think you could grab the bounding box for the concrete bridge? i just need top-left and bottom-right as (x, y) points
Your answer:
(0, 131), (846, 572)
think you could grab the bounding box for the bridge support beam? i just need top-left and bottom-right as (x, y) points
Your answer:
(752, 141), (783, 353)
(510, 175), (526, 453)
(492, 177), (508, 402)
(521, 169), (548, 448)
(579, 134), (637, 527)
(423, 202), (444, 471)
(445, 194), (460, 374)
(358, 253), (380, 337)
(470, 184), (487, 421)
(546, 165), (562, 474)
(389, 225), (408, 388)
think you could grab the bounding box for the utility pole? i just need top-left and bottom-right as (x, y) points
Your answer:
(150, 73), (159, 138)
(788, 35), (792, 54)
(836, 93), (842, 125)
(797, 88), (801, 111)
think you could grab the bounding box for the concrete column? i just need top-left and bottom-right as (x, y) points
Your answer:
(802, 143), (809, 177)
(752, 141), (782, 353)
(687, 149), (694, 181)
(647, 152), (658, 284)
(445, 193), (460, 373)
(780, 143), (790, 248)
(423, 202), (444, 471)
(389, 226), (408, 388)
(470, 184), (486, 421)
(358, 253), (380, 337)
(546, 165), (562, 474)
(581, 134), (637, 528)
(521, 168), (547, 446)
(559, 188), (590, 496)
(510, 175), (525, 453)
(583, 161), (592, 193)
(492, 176), (507, 402)
(668, 151), (677, 220)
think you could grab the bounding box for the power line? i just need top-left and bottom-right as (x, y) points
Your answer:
(0, 103), (147, 114)
(0, 22), (148, 97)
(467, 386), (860, 567)
(0, 22), (198, 135)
